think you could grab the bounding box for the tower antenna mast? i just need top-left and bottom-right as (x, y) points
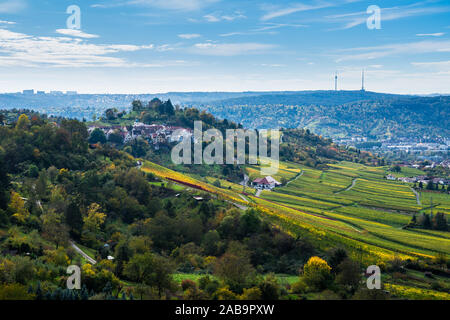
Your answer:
(335, 71), (338, 91)
(361, 69), (365, 91)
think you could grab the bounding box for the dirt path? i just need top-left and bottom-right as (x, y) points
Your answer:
(255, 189), (262, 197)
(239, 194), (249, 203)
(410, 187), (421, 206)
(336, 178), (358, 194)
(286, 170), (304, 186)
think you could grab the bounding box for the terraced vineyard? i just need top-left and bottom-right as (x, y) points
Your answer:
(141, 159), (449, 264)
(139, 159), (449, 299)
(257, 161), (449, 261)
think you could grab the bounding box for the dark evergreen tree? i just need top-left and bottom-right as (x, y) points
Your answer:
(434, 212), (448, 231)
(89, 128), (107, 144)
(66, 201), (83, 240)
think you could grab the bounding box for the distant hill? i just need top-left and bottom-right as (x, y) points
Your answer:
(203, 90), (411, 107)
(199, 92), (450, 140)
(1, 90), (448, 141)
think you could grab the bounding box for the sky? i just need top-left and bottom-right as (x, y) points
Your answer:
(0, 0), (449, 94)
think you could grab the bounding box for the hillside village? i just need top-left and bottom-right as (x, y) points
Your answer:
(87, 121), (193, 149)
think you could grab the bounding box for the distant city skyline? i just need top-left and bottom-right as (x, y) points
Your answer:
(0, 0), (449, 94)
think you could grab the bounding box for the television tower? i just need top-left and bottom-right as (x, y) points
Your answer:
(361, 69), (365, 91)
(335, 72), (338, 91)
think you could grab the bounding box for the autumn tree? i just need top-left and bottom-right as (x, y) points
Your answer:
(8, 192), (29, 224)
(15, 114), (30, 130)
(302, 256), (333, 291)
(81, 203), (106, 247)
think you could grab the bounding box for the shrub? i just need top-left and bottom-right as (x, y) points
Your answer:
(302, 256), (332, 291)
(181, 279), (197, 292)
(240, 287), (262, 300)
(258, 274), (280, 300)
(291, 278), (309, 294)
(212, 287), (238, 300)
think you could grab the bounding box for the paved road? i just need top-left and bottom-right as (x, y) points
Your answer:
(227, 200), (248, 211)
(70, 241), (97, 265)
(410, 187), (421, 205)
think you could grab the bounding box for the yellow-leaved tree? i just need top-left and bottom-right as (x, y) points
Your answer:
(15, 114), (30, 130)
(8, 192), (29, 224)
(82, 203), (106, 247)
(302, 256), (332, 291)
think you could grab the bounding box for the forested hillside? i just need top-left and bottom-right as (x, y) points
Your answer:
(201, 94), (450, 140)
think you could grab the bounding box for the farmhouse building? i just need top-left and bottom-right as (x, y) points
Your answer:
(252, 176), (281, 190)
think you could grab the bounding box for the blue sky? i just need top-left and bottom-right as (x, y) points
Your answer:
(0, 0), (449, 94)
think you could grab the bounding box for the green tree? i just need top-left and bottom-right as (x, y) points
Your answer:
(420, 213), (432, 229)
(41, 209), (69, 248)
(214, 242), (255, 291)
(336, 259), (361, 293)
(132, 100), (143, 112)
(258, 274), (280, 300)
(66, 202), (83, 240)
(89, 128), (107, 144)
(0, 284), (35, 300)
(433, 212), (448, 231)
(124, 253), (175, 298)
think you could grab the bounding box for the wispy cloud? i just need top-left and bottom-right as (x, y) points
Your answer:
(95, 0), (220, 11)
(416, 32), (445, 37)
(412, 60), (450, 68)
(56, 29), (100, 39)
(260, 63), (285, 67)
(0, 20), (16, 25)
(220, 23), (306, 37)
(178, 33), (201, 39)
(203, 11), (246, 22)
(0, 0), (26, 13)
(260, 3), (330, 21)
(0, 28), (156, 67)
(190, 42), (276, 56)
(336, 40), (450, 62)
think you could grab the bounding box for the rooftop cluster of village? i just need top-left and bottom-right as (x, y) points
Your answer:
(386, 174), (449, 187)
(386, 161), (450, 188)
(88, 121), (193, 149)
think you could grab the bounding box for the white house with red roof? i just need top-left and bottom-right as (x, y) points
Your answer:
(252, 176), (281, 190)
